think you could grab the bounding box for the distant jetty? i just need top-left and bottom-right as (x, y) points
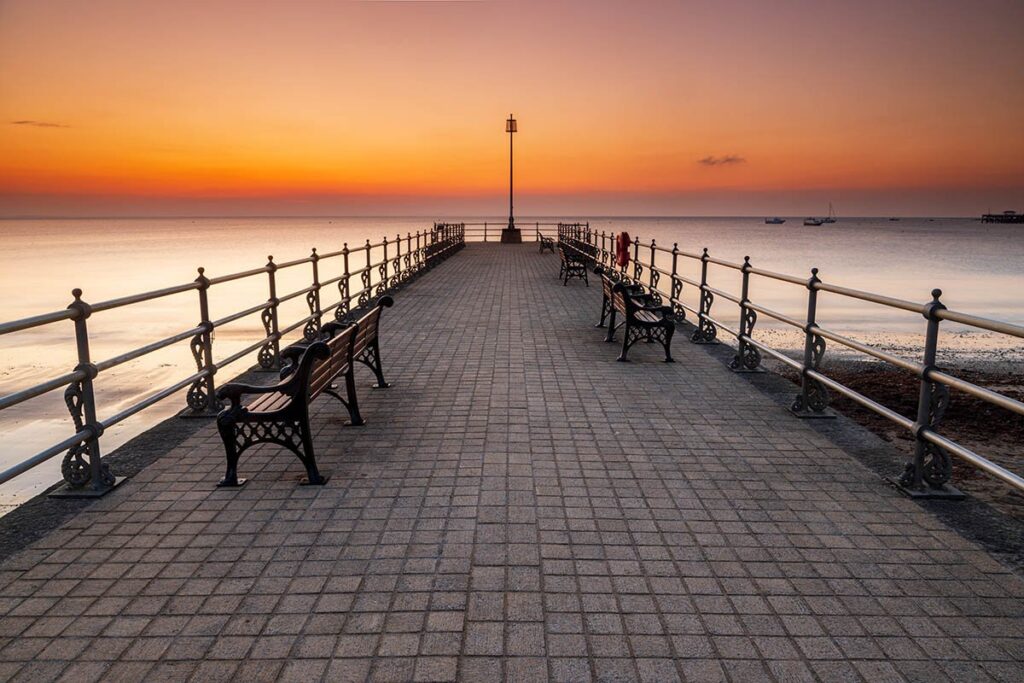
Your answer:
(982, 210), (1023, 223)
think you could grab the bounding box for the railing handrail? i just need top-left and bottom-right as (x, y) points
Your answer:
(0, 224), (467, 494)
(558, 228), (1024, 497)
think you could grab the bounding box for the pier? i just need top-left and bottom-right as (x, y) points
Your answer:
(1, 241), (1023, 681)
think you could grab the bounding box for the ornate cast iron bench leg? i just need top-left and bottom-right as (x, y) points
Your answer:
(297, 426), (327, 485)
(358, 340), (390, 389)
(325, 366), (364, 426)
(617, 321), (641, 362)
(216, 419), (245, 487)
(604, 309), (619, 342)
(215, 414), (327, 486)
(596, 295), (611, 327)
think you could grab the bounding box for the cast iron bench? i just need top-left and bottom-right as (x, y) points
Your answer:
(280, 295), (395, 427)
(215, 324), (355, 487)
(214, 296), (394, 486)
(319, 295), (393, 393)
(558, 246), (589, 286)
(539, 235), (555, 253)
(604, 281), (675, 362)
(594, 266), (650, 329)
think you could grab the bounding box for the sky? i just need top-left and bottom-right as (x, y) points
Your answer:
(1, 0), (1022, 217)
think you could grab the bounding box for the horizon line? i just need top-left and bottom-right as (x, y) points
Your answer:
(0, 213), (984, 221)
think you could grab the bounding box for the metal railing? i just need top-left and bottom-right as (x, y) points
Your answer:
(454, 221), (573, 242)
(558, 225), (1024, 498)
(0, 224), (465, 495)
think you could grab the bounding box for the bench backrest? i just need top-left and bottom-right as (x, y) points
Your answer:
(308, 323), (356, 401)
(352, 306), (382, 358)
(612, 287), (629, 315)
(601, 274), (615, 300)
(560, 247), (584, 264)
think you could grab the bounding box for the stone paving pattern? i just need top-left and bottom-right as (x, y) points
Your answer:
(1, 243), (1023, 682)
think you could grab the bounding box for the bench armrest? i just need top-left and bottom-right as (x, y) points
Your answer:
(635, 303), (673, 317)
(219, 342), (330, 409)
(217, 379), (289, 410)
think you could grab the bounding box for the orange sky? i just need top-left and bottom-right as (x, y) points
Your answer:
(1, 0), (1022, 216)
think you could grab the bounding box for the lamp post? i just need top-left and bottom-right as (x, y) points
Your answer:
(501, 114), (521, 243)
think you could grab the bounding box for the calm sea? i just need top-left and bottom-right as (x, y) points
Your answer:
(1, 216), (1021, 512)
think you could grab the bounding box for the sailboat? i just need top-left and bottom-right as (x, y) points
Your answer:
(823, 202), (837, 223)
(764, 217), (785, 224)
(803, 217), (824, 226)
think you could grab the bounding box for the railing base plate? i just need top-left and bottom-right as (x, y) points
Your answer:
(731, 366), (766, 374)
(500, 229), (522, 244)
(887, 478), (966, 500)
(49, 476), (127, 499)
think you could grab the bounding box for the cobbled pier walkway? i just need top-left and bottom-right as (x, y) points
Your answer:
(1, 243), (1022, 682)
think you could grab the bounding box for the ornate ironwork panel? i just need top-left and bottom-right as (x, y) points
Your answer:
(61, 382), (114, 489)
(691, 290), (717, 343)
(258, 306), (276, 368)
(303, 290), (319, 341)
(187, 333), (211, 409)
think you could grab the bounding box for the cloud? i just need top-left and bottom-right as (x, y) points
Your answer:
(10, 120), (70, 128)
(698, 154), (745, 166)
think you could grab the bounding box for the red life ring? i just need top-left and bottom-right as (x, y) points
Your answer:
(615, 232), (632, 268)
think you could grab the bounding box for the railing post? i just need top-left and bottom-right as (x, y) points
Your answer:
(186, 268), (218, 414)
(55, 289), (119, 497)
(691, 248), (717, 344)
(391, 233), (401, 288)
(376, 236), (388, 298)
(670, 243), (685, 321)
(259, 256), (281, 369)
(404, 232), (412, 282)
(304, 248), (321, 341)
(415, 231), (422, 273)
(791, 268), (831, 417)
(730, 256), (762, 372)
(897, 289), (960, 498)
(484, 221), (488, 242)
(632, 236), (642, 284)
(357, 238), (370, 307)
(649, 239), (659, 293)
(336, 243), (351, 322)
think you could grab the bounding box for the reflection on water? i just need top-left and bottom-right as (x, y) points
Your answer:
(1, 216), (1021, 512)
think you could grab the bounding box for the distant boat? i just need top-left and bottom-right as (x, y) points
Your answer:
(823, 202), (837, 223)
(803, 217), (824, 226)
(765, 217), (785, 224)
(889, 217), (900, 221)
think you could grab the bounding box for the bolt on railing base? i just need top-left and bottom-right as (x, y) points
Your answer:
(886, 477), (965, 500)
(49, 476), (127, 499)
(788, 406), (837, 419)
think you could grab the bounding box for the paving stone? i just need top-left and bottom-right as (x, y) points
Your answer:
(0, 243), (1022, 681)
